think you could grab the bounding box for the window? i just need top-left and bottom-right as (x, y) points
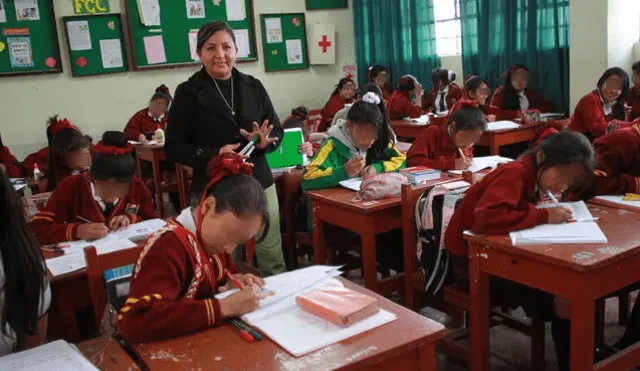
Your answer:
(433, 0), (462, 56)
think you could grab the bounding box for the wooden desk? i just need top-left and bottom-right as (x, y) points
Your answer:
(478, 122), (542, 155)
(466, 204), (640, 371)
(77, 336), (140, 371)
(134, 144), (179, 218)
(131, 278), (445, 371)
(390, 120), (428, 139)
(307, 176), (458, 294)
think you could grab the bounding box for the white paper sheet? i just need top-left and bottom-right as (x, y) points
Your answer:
(7, 37), (33, 68)
(139, 0), (161, 26)
(286, 39), (303, 64)
(338, 177), (362, 192)
(111, 218), (166, 241)
(407, 114), (430, 125)
(539, 113), (565, 119)
(143, 35), (166, 64)
(188, 31), (198, 60)
(594, 195), (640, 210)
(99, 39), (123, 68)
(14, 0), (39, 21)
(45, 253), (87, 277)
(265, 17), (283, 43)
(0, 340), (98, 371)
(58, 235), (137, 256)
(67, 20), (92, 51)
(448, 156), (513, 175)
(0, 1), (7, 23)
(233, 29), (250, 58)
(486, 120), (520, 131)
(225, 0), (246, 21)
(185, 0), (205, 18)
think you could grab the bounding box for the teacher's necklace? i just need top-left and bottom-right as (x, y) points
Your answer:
(213, 74), (235, 116)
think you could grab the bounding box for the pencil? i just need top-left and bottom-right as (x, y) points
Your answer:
(545, 190), (561, 207)
(457, 148), (467, 161)
(224, 269), (245, 290)
(76, 215), (91, 223)
(228, 320), (255, 342)
(234, 320), (264, 341)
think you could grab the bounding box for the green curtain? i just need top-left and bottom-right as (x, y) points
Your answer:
(460, 0), (570, 112)
(353, 0), (440, 89)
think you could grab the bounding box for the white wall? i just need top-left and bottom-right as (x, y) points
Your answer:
(607, 0), (640, 70)
(1, 0), (355, 159)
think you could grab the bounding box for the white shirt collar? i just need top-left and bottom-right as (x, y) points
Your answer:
(176, 207), (197, 235)
(147, 110), (165, 122)
(439, 85), (450, 94)
(90, 182), (118, 211)
(519, 90), (530, 110)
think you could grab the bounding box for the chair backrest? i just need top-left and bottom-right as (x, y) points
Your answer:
(281, 170), (304, 261)
(84, 245), (144, 329)
(175, 163), (193, 209)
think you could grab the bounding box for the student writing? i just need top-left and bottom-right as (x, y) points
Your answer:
(124, 85), (172, 143)
(30, 132), (154, 245)
(118, 153), (269, 344)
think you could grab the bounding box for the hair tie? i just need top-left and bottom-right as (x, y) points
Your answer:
(361, 92), (381, 105)
(96, 141), (133, 156)
(49, 117), (80, 136)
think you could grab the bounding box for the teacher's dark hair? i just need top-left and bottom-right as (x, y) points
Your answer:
(0, 171), (47, 349)
(197, 20), (236, 52)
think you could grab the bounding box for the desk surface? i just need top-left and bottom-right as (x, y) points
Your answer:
(77, 336), (140, 371)
(132, 278), (445, 371)
(465, 204), (640, 272)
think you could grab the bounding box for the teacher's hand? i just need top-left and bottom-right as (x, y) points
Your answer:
(240, 120), (279, 150)
(219, 143), (241, 154)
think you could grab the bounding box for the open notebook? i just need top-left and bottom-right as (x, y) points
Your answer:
(486, 121), (520, 131)
(449, 156), (513, 175)
(338, 177), (362, 192)
(0, 340), (98, 371)
(215, 266), (397, 357)
(509, 201), (608, 245)
(405, 114), (430, 125)
(593, 195), (640, 212)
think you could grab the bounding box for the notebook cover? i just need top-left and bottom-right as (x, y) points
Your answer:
(296, 283), (378, 328)
(266, 128), (304, 169)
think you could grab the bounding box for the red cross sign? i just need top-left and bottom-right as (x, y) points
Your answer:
(318, 35), (332, 53)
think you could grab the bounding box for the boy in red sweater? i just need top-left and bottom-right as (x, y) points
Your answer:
(124, 85), (172, 142)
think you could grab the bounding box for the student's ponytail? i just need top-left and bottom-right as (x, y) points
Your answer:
(91, 131), (136, 183)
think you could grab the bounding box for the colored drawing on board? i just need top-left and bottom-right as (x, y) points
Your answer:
(292, 17), (300, 27)
(107, 21), (115, 30)
(0, 42), (5, 53)
(45, 57), (56, 68)
(76, 56), (88, 67)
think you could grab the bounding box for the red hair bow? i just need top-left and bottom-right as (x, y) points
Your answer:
(203, 153), (253, 196)
(96, 141), (133, 156)
(49, 117), (80, 136)
(458, 99), (479, 108)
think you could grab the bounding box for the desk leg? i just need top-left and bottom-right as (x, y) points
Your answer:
(490, 138), (500, 156)
(469, 242), (490, 371)
(51, 285), (81, 342)
(135, 151), (143, 179)
(312, 201), (326, 264)
(151, 154), (164, 218)
(417, 343), (437, 371)
(403, 226), (415, 309)
(570, 296), (594, 371)
(361, 231), (379, 292)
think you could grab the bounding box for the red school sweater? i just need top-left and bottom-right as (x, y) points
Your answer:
(444, 155), (549, 256)
(124, 108), (168, 141)
(118, 220), (237, 344)
(490, 86), (554, 113)
(406, 124), (474, 171)
(30, 174), (154, 245)
(387, 90), (423, 120)
(22, 147), (49, 175)
(591, 123), (640, 195)
(448, 98), (501, 118)
(0, 146), (23, 178)
(569, 90), (617, 139)
(628, 85), (640, 121)
(319, 95), (352, 132)
(423, 83), (464, 113)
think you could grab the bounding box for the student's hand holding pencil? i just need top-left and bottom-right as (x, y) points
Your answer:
(219, 287), (269, 318)
(218, 273), (265, 292)
(77, 223), (109, 240)
(108, 215), (131, 232)
(547, 206), (573, 224)
(345, 156), (366, 177)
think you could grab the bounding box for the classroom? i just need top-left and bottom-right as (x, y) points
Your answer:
(0, 0), (639, 370)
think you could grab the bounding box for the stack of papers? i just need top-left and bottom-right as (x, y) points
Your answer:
(338, 178), (362, 192)
(593, 195), (640, 212)
(509, 202), (608, 245)
(487, 121), (520, 131)
(0, 340), (98, 371)
(449, 156), (513, 175)
(216, 266), (397, 357)
(407, 115), (430, 125)
(10, 178), (28, 192)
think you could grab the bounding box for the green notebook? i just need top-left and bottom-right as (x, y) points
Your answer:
(266, 128), (305, 169)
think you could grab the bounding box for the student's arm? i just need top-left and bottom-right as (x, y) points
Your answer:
(301, 140), (349, 190)
(118, 234), (222, 344)
(490, 86), (505, 108)
(165, 83), (218, 169)
(124, 111), (144, 141)
(319, 96), (341, 132)
(0, 147), (24, 178)
(369, 142), (406, 173)
(256, 79), (283, 154)
(472, 171), (549, 234)
(527, 89), (555, 112)
(592, 140), (640, 194)
(125, 178), (155, 223)
(406, 129), (455, 171)
(29, 180), (81, 244)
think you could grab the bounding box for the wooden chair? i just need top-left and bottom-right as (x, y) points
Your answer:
(281, 170), (313, 270)
(175, 163), (193, 210)
(84, 245), (143, 330)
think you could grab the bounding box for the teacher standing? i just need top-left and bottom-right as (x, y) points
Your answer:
(165, 21), (285, 276)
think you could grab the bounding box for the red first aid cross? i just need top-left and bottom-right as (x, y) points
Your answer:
(318, 35), (332, 53)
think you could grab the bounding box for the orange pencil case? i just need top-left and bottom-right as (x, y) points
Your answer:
(296, 283), (379, 327)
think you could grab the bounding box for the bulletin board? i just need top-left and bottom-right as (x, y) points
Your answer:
(0, 0), (63, 77)
(259, 13), (309, 72)
(62, 14), (128, 77)
(124, 0), (257, 70)
(306, 0), (348, 10)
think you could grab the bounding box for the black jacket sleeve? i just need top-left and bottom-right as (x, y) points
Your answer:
(165, 82), (218, 168)
(256, 79), (283, 154)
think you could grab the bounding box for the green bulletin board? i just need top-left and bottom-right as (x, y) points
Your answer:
(306, 0), (348, 10)
(125, 0), (257, 70)
(0, 0), (63, 77)
(63, 14), (128, 77)
(260, 13), (308, 72)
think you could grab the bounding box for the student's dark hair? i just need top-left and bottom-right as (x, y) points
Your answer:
(282, 107), (309, 136)
(502, 65), (529, 110)
(463, 75), (487, 94)
(46, 119), (91, 191)
(597, 67), (630, 120)
(323, 78), (354, 111)
(632, 61), (640, 73)
(359, 83), (392, 133)
(204, 173), (270, 243)
(91, 131), (136, 183)
(0, 171), (47, 349)
(196, 20), (236, 52)
(397, 75), (418, 92)
(448, 106), (487, 131)
(150, 84), (172, 104)
(431, 68), (455, 90)
(368, 65), (388, 82)
(526, 131), (595, 185)
(347, 100), (391, 162)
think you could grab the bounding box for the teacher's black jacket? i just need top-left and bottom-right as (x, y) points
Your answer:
(165, 68), (283, 194)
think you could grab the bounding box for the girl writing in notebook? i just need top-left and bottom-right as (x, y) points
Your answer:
(491, 65), (554, 113)
(302, 93), (405, 190)
(0, 171), (50, 355)
(448, 75), (500, 121)
(444, 131), (595, 371)
(319, 78), (356, 132)
(118, 153), (268, 344)
(386, 75), (424, 120)
(406, 102), (486, 171)
(124, 85), (172, 143)
(30, 132), (154, 245)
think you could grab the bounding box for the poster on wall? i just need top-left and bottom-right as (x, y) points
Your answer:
(14, 0), (40, 21)
(7, 36), (34, 67)
(0, 1), (7, 23)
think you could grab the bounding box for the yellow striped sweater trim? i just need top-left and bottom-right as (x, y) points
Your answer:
(303, 140), (335, 180)
(381, 142), (406, 172)
(594, 170), (608, 177)
(66, 224), (75, 241)
(204, 298), (213, 326)
(120, 293), (163, 315)
(36, 211), (55, 217)
(31, 215), (54, 223)
(213, 255), (224, 281)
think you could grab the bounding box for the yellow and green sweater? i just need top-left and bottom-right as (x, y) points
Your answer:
(302, 138), (406, 190)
